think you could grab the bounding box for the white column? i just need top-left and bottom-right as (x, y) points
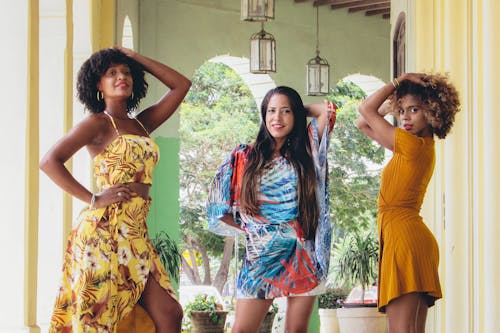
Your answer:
(481, 0), (500, 331)
(0, 1), (30, 332)
(37, 0), (68, 330)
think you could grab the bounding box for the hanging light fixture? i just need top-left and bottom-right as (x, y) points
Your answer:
(241, 0), (275, 22)
(307, 6), (330, 96)
(250, 23), (276, 74)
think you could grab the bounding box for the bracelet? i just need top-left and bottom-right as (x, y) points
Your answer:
(391, 78), (400, 89)
(89, 193), (96, 210)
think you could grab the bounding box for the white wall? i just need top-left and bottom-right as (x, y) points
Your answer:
(0, 1), (29, 332)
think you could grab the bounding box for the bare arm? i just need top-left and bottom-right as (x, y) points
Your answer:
(39, 116), (101, 204)
(39, 115), (133, 207)
(355, 73), (428, 150)
(118, 47), (192, 132)
(305, 102), (329, 140)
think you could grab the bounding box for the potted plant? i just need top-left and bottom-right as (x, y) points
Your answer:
(185, 294), (228, 333)
(258, 302), (279, 333)
(333, 232), (387, 333)
(150, 230), (181, 282)
(318, 287), (350, 333)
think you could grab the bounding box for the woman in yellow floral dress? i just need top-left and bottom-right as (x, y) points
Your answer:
(40, 47), (191, 333)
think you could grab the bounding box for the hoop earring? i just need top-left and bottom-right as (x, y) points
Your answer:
(130, 92), (134, 100)
(96, 90), (103, 101)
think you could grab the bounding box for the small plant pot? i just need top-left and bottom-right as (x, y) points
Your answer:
(189, 310), (228, 333)
(337, 305), (387, 333)
(258, 311), (277, 333)
(318, 308), (340, 333)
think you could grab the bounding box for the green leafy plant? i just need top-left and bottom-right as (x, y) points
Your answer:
(186, 294), (225, 325)
(150, 230), (181, 281)
(334, 232), (378, 304)
(318, 287), (350, 309)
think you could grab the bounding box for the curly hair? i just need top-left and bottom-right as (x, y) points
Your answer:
(76, 48), (148, 114)
(239, 86), (319, 240)
(390, 73), (461, 139)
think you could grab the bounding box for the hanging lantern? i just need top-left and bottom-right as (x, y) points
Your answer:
(241, 0), (275, 21)
(307, 54), (330, 96)
(307, 7), (330, 96)
(250, 23), (276, 74)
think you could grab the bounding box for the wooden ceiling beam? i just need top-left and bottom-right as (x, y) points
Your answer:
(348, 3), (390, 12)
(366, 8), (390, 16)
(330, 0), (388, 10)
(313, 0), (338, 6)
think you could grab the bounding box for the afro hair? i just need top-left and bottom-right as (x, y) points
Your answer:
(76, 48), (148, 114)
(390, 73), (461, 139)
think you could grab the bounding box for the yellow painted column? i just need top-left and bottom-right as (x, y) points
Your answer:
(25, 0), (40, 332)
(441, 0), (473, 332)
(414, 0), (474, 332)
(90, 0), (116, 51)
(62, 0), (75, 248)
(481, 0), (500, 331)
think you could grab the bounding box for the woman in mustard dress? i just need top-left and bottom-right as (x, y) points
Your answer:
(354, 73), (460, 332)
(40, 47), (191, 333)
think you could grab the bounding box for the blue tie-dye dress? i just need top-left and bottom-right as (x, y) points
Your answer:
(207, 104), (336, 299)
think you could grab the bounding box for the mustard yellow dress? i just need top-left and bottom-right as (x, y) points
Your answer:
(49, 113), (175, 333)
(377, 128), (442, 312)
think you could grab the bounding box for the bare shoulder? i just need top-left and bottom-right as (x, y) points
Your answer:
(70, 113), (112, 147)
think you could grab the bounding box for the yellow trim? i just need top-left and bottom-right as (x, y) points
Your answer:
(25, 1), (40, 332)
(63, 0), (74, 245)
(90, 0), (117, 51)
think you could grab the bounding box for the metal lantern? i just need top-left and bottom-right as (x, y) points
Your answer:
(306, 7), (330, 96)
(250, 24), (276, 74)
(241, 0), (275, 21)
(307, 53), (330, 96)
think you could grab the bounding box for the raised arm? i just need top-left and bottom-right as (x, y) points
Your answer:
(355, 79), (399, 150)
(305, 102), (329, 140)
(118, 47), (191, 132)
(356, 73), (428, 150)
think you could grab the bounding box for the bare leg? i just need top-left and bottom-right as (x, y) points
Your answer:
(231, 298), (274, 333)
(139, 275), (183, 333)
(284, 296), (316, 333)
(415, 296), (428, 333)
(386, 292), (429, 333)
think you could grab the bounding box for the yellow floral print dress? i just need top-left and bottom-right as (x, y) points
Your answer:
(49, 113), (175, 333)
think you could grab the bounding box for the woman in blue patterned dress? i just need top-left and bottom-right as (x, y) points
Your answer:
(207, 86), (336, 332)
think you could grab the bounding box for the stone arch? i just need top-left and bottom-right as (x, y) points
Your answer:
(341, 73), (385, 96)
(208, 55), (275, 108)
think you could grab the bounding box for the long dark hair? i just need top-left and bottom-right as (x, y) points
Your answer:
(239, 86), (319, 239)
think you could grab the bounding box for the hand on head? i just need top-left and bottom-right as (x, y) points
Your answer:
(399, 73), (431, 87)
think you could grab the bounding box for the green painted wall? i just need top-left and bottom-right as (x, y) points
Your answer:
(139, 0), (390, 105)
(147, 136), (180, 291)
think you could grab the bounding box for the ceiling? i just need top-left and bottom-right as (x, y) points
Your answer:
(294, 0), (391, 19)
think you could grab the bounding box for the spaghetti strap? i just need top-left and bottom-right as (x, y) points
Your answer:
(103, 111), (120, 136)
(134, 118), (150, 136)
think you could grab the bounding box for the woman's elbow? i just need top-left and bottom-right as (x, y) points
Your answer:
(358, 103), (369, 118)
(354, 115), (369, 130)
(39, 155), (50, 173)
